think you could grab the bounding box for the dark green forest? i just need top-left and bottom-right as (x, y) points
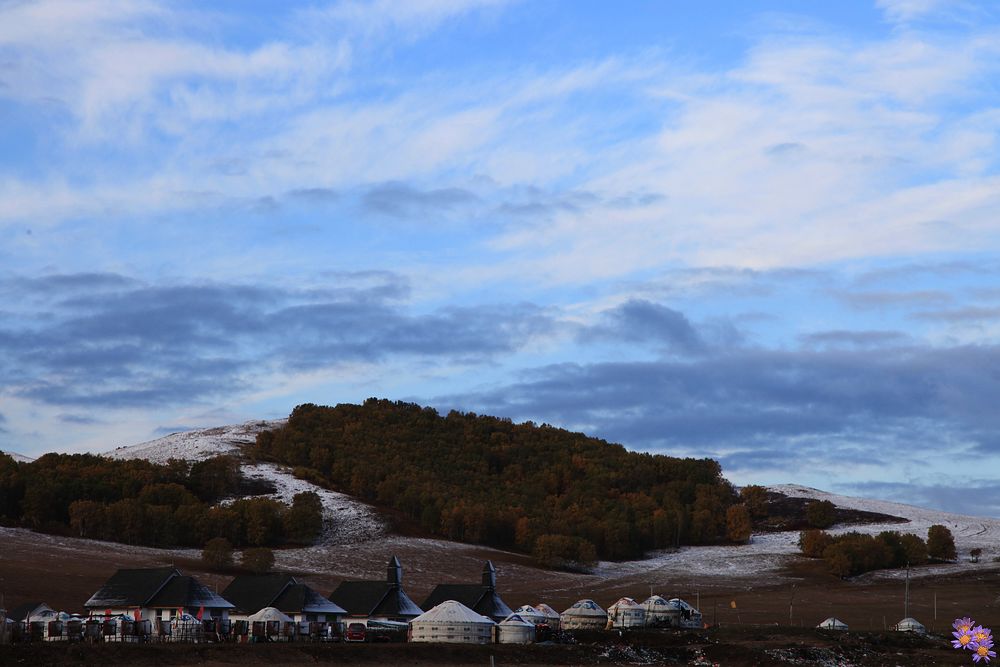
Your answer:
(0, 453), (321, 548)
(251, 399), (738, 562)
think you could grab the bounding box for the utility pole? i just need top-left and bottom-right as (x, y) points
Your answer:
(904, 562), (910, 619)
(788, 584), (796, 627)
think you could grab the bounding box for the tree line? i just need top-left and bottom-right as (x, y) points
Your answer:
(0, 452), (321, 549)
(799, 524), (957, 577)
(251, 399), (742, 564)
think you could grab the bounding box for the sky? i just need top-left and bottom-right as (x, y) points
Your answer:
(2, 0), (1000, 515)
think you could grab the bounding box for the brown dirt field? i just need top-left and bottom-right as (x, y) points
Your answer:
(2, 526), (998, 665)
(0, 628), (970, 666)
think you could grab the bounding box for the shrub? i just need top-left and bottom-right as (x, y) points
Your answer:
(726, 504), (752, 543)
(242, 547), (275, 573)
(805, 500), (836, 529)
(927, 524), (957, 561)
(201, 537), (234, 569)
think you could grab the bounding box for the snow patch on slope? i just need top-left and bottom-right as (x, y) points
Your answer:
(104, 419), (285, 463)
(235, 463), (385, 545)
(592, 484), (1000, 582)
(1, 450), (34, 463)
(105, 420), (384, 546)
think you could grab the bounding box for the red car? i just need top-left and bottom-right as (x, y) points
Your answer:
(345, 623), (367, 642)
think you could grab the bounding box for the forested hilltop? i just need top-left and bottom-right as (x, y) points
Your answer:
(0, 453), (322, 549)
(252, 399), (738, 563)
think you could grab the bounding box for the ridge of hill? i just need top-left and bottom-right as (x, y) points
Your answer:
(0, 449), (34, 463)
(250, 400), (738, 562)
(105, 419), (286, 463)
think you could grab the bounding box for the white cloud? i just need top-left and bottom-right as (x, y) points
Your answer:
(876, 0), (950, 22)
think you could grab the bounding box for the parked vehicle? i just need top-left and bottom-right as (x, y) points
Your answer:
(345, 623), (367, 642)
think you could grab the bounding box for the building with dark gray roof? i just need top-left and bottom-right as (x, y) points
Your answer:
(328, 556), (422, 622)
(223, 573), (345, 622)
(420, 561), (512, 622)
(84, 567), (233, 621)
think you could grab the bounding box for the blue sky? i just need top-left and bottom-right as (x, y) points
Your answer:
(3, 0), (1000, 515)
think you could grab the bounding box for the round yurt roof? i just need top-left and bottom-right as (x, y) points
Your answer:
(412, 600), (496, 625)
(500, 614), (534, 627)
(608, 597), (642, 611)
(643, 595), (669, 607)
(514, 605), (546, 620)
(248, 607), (294, 623)
(817, 617), (848, 630)
(562, 599), (607, 617)
(896, 617), (925, 631)
(668, 598), (698, 611)
(535, 603), (561, 619)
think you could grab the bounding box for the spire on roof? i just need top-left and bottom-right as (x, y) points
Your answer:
(481, 560), (496, 589)
(387, 555), (402, 587)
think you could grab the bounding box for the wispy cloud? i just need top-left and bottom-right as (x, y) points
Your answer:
(0, 272), (558, 409)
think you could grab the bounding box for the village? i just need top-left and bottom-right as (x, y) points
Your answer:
(0, 557), (708, 645)
(2, 554), (940, 650)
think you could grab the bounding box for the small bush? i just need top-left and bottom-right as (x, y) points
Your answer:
(242, 547), (275, 573)
(201, 537), (234, 569)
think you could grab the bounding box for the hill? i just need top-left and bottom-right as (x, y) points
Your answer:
(250, 399), (737, 562)
(0, 449), (33, 463)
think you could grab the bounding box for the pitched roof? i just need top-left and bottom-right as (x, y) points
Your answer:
(222, 574), (296, 615)
(147, 576), (234, 610)
(328, 581), (422, 618)
(420, 562), (511, 621)
(7, 602), (49, 623)
(273, 584), (346, 615)
(420, 585), (512, 621)
(84, 567), (179, 608)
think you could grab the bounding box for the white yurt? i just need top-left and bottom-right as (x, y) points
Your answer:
(247, 607), (293, 643)
(560, 599), (608, 630)
(607, 597), (646, 628)
(497, 614), (535, 644)
(817, 617), (848, 631)
(642, 595), (680, 627)
(535, 603), (561, 630)
(409, 600), (495, 644)
(667, 598), (703, 629)
(512, 605), (548, 627)
(247, 607), (294, 623)
(894, 617), (926, 634)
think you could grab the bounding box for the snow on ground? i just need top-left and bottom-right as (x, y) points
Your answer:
(104, 420), (385, 548)
(235, 463), (385, 545)
(593, 484), (1000, 583)
(1, 449), (34, 462)
(99, 421), (1000, 586)
(104, 419), (286, 463)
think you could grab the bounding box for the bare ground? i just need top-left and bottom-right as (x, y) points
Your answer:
(2, 525), (999, 666)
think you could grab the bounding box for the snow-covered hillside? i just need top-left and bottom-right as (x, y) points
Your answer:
(105, 419), (384, 545)
(235, 463), (385, 544)
(101, 420), (999, 583)
(104, 419), (285, 463)
(1, 450), (34, 463)
(594, 484), (1000, 582)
